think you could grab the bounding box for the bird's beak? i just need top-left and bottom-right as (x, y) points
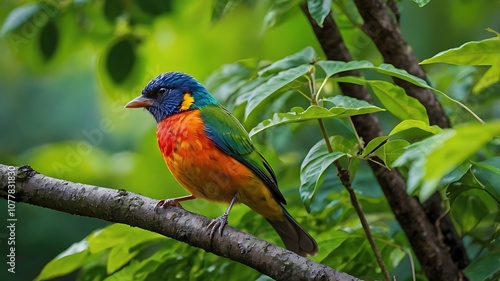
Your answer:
(125, 96), (154, 108)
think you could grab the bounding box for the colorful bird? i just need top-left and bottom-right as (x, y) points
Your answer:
(125, 72), (318, 256)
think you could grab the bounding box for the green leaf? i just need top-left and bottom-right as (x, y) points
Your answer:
(1, 3), (40, 35)
(300, 138), (345, 211)
(472, 157), (500, 204)
(392, 130), (456, 196)
(106, 37), (136, 84)
(374, 63), (431, 89)
(259, 46), (316, 76)
(389, 120), (443, 137)
(335, 76), (429, 124)
(212, 0), (231, 21)
(263, 0), (302, 30)
(317, 61), (483, 123)
(440, 161), (470, 187)
(316, 60), (374, 77)
(136, 0), (173, 16)
(362, 136), (389, 157)
(307, 0), (332, 27)
(373, 139), (410, 167)
(39, 20), (58, 61)
(312, 230), (352, 262)
(206, 59), (258, 103)
(36, 240), (89, 280)
(420, 37), (500, 66)
(368, 80), (429, 124)
(451, 194), (489, 232)
(422, 122), (500, 200)
(472, 62), (500, 93)
(411, 0), (431, 8)
(322, 95), (385, 114)
(421, 37), (500, 94)
(242, 64), (310, 118)
(464, 252), (500, 281)
(249, 101), (383, 136)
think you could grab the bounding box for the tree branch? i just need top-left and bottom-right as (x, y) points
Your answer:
(300, 3), (467, 281)
(0, 164), (360, 281)
(353, 0), (450, 129)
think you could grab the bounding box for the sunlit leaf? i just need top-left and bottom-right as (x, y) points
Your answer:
(331, 135), (358, 156)
(369, 80), (429, 124)
(392, 130), (455, 196)
(300, 138), (345, 211)
(411, 0), (431, 7)
(307, 0), (332, 27)
(335, 76), (429, 124)
(464, 252), (500, 281)
(421, 37), (500, 94)
(36, 240), (89, 280)
(249, 101), (383, 136)
(243, 64), (310, 118)
(389, 120), (443, 137)
(362, 136), (388, 157)
(1, 3), (40, 35)
(472, 63), (500, 93)
(422, 122), (500, 200)
(421, 38), (500, 66)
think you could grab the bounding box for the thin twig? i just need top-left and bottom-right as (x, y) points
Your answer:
(309, 70), (391, 281)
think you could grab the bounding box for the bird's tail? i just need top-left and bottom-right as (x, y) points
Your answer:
(266, 205), (318, 257)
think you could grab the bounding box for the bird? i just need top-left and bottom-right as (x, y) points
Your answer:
(125, 72), (318, 256)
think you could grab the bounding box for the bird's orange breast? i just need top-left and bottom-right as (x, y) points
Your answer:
(156, 110), (282, 220)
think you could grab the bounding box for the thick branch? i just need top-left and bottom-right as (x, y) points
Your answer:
(300, 4), (467, 281)
(0, 164), (360, 281)
(353, 0), (450, 129)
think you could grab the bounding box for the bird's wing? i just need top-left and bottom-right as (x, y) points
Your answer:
(200, 105), (286, 204)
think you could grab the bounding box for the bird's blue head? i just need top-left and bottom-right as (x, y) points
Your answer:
(125, 72), (218, 123)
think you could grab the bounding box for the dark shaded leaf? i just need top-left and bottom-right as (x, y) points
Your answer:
(39, 20), (58, 61)
(464, 252), (500, 280)
(106, 37), (136, 84)
(103, 0), (124, 23)
(136, 0), (172, 17)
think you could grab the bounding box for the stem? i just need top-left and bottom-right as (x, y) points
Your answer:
(309, 71), (392, 281)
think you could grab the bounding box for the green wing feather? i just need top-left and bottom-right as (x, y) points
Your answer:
(200, 105), (286, 204)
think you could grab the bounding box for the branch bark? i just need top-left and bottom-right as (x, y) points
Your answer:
(0, 164), (360, 281)
(300, 3), (467, 281)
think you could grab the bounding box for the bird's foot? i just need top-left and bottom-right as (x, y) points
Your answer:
(207, 214), (229, 239)
(154, 199), (183, 213)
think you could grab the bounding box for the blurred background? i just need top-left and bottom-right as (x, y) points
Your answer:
(0, 0), (498, 280)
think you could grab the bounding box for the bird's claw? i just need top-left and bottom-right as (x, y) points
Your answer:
(154, 199), (183, 213)
(208, 214), (228, 239)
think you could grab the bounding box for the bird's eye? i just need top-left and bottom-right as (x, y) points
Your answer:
(158, 88), (167, 95)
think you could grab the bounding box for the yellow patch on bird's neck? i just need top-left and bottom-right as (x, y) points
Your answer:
(180, 93), (195, 111)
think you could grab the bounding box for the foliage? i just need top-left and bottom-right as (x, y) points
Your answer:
(1, 0), (499, 281)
